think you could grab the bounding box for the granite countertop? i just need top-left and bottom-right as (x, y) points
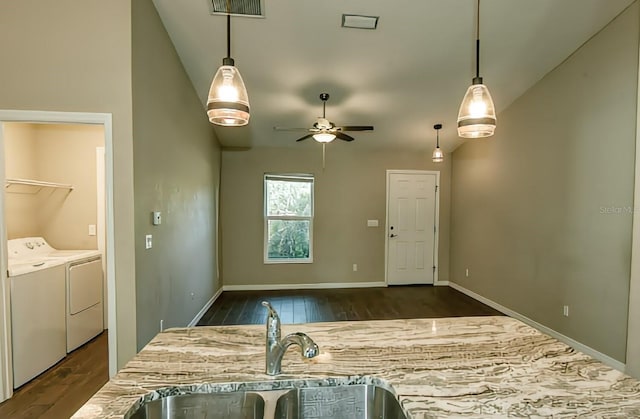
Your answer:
(73, 316), (640, 418)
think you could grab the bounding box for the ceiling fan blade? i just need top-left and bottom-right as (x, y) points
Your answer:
(335, 132), (355, 142)
(296, 133), (314, 142)
(338, 125), (374, 131)
(274, 126), (312, 132)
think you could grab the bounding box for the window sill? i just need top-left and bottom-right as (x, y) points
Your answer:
(264, 258), (313, 264)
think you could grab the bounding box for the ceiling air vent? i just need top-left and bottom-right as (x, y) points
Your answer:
(210, 0), (264, 17)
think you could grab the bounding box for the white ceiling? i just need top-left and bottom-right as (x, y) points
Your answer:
(152, 0), (634, 151)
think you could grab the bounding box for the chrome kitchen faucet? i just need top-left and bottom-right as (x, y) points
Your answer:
(262, 301), (319, 376)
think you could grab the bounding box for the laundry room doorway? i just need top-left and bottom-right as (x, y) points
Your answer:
(0, 111), (116, 402)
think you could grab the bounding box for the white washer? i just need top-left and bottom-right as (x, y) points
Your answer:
(7, 239), (67, 388)
(9, 237), (104, 353)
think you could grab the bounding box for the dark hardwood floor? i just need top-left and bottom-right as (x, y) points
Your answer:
(197, 285), (503, 326)
(0, 331), (108, 419)
(0, 286), (501, 418)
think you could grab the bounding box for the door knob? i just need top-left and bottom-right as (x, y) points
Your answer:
(390, 234), (397, 238)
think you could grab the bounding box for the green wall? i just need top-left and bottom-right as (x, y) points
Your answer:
(132, 0), (221, 349)
(450, 3), (639, 362)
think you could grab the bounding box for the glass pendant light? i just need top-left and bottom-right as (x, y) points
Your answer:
(432, 123), (444, 163)
(457, 0), (496, 138)
(207, 5), (250, 127)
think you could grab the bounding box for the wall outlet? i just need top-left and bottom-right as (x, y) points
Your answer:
(160, 319), (164, 331)
(190, 292), (195, 300)
(563, 305), (569, 317)
(145, 234), (153, 249)
(88, 224), (97, 236)
(353, 264), (358, 272)
(465, 268), (469, 277)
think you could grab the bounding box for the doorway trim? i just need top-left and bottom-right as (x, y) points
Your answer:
(384, 170), (441, 286)
(96, 147), (108, 327)
(0, 110), (116, 401)
(627, 28), (640, 378)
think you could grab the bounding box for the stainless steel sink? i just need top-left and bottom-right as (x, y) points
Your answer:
(127, 392), (265, 419)
(126, 381), (409, 419)
(274, 385), (408, 419)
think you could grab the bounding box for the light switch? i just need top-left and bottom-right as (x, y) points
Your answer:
(145, 234), (153, 249)
(88, 224), (97, 236)
(152, 211), (162, 226)
(367, 219), (379, 227)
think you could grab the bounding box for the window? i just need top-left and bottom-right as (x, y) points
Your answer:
(264, 174), (314, 263)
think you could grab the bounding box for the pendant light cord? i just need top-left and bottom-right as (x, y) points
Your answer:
(226, 0), (231, 59)
(476, 0), (480, 78)
(434, 123), (442, 147)
(474, 0), (482, 83)
(227, 14), (231, 59)
(473, 0), (482, 84)
(220, 0), (234, 65)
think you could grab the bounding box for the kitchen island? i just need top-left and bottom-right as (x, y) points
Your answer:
(73, 316), (640, 418)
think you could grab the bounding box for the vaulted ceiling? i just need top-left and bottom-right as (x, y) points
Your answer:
(152, 0), (634, 151)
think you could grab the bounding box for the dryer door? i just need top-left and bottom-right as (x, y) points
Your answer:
(69, 259), (103, 314)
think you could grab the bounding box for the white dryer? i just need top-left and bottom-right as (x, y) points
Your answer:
(65, 256), (103, 352)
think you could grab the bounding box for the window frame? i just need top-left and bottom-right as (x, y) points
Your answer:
(263, 173), (314, 264)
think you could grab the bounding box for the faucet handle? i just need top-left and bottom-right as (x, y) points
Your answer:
(261, 301), (279, 318)
(262, 301), (281, 343)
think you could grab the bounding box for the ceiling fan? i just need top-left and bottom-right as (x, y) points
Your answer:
(274, 93), (374, 143)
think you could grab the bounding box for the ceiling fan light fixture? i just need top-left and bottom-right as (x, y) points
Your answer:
(207, 11), (250, 127)
(432, 123), (444, 163)
(313, 132), (336, 143)
(275, 93), (373, 144)
(457, 0), (496, 138)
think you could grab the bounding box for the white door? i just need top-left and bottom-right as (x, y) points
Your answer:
(386, 171), (438, 285)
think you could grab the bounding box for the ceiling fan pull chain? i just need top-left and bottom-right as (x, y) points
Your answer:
(322, 143), (326, 170)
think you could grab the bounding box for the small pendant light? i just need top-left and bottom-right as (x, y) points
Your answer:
(207, 2), (250, 127)
(457, 0), (496, 138)
(432, 124), (444, 163)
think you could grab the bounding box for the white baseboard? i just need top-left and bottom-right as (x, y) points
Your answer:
(449, 282), (626, 372)
(188, 286), (224, 327)
(435, 280), (449, 286)
(223, 281), (387, 292)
